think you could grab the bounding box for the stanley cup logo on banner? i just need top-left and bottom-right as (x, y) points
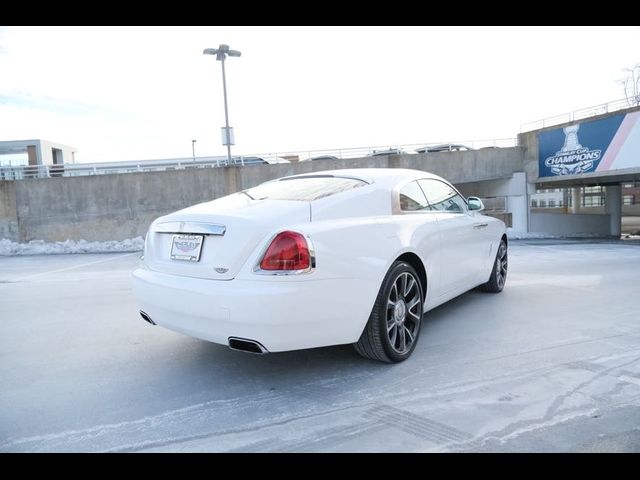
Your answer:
(561, 125), (582, 151)
(544, 124), (602, 176)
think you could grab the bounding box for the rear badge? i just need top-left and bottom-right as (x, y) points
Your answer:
(215, 267), (229, 274)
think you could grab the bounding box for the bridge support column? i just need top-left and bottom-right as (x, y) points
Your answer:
(605, 184), (622, 237)
(570, 187), (581, 214)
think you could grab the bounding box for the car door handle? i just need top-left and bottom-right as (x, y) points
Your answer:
(473, 223), (488, 229)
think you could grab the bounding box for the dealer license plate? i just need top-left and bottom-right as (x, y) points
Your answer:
(170, 234), (204, 262)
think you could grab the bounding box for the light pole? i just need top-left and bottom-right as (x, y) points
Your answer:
(191, 139), (197, 162)
(203, 44), (241, 165)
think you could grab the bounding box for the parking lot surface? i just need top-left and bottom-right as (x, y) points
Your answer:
(1, 240), (639, 452)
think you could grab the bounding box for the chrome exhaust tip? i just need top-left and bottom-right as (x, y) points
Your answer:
(139, 310), (156, 325)
(228, 337), (269, 354)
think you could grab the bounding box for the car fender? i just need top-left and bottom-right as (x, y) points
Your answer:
(235, 214), (440, 337)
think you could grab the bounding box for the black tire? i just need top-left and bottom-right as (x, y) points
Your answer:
(481, 239), (508, 293)
(354, 261), (424, 363)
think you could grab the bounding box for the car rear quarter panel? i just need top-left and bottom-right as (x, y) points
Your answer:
(233, 213), (441, 338)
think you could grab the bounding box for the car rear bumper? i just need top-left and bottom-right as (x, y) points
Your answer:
(132, 267), (378, 352)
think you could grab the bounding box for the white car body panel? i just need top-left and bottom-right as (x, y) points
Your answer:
(144, 196), (310, 280)
(132, 168), (506, 352)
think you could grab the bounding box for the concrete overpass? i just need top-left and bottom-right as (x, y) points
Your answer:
(3, 103), (638, 243)
(0, 148), (525, 242)
(519, 105), (640, 237)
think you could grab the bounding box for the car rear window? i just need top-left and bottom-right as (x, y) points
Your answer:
(243, 176), (367, 202)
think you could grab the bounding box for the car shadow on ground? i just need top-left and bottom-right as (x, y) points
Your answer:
(109, 285), (505, 424)
(158, 287), (491, 388)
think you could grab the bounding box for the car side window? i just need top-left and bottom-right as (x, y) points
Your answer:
(399, 181), (430, 211)
(418, 179), (467, 213)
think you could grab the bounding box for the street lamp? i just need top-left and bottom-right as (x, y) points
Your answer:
(203, 44), (241, 165)
(191, 139), (197, 162)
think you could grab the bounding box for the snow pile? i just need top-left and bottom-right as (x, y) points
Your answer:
(507, 230), (563, 240)
(506, 228), (606, 240)
(0, 229), (615, 256)
(0, 237), (144, 256)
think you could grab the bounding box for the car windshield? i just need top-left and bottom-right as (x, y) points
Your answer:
(243, 176), (367, 201)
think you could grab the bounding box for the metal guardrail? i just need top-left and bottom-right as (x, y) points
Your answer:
(519, 98), (634, 132)
(479, 196), (511, 227)
(0, 137), (517, 180)
(0, 156), (228, 180)
(480, 196), (507, 213)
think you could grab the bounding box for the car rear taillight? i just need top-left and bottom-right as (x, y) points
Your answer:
(259, 231), (311, 271)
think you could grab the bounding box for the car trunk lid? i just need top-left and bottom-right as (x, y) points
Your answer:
(145, 193), (310, 280)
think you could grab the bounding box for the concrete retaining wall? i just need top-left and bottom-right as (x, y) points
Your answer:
(0, 148), (524, 242)
(530, 212), (611, 236)
(0, 181), (18, 240)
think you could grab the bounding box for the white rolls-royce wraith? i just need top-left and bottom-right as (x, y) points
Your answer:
(132, 168), (507, 362)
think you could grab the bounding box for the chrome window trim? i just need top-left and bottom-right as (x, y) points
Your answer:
(392, 179), (433, 214)
(392, 177), (470, 215)
(417, 178), (469, 215)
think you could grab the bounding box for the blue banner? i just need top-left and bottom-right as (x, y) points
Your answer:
(538, 113), (625, 177)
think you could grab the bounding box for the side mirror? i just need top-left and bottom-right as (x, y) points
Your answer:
(468, 196), (484, 212)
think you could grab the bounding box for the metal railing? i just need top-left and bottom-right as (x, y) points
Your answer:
(0, 156), (228, 180)
(520, 98), (635, 132)
(0, 137), (517, 180)
(480, 196), (507, 213)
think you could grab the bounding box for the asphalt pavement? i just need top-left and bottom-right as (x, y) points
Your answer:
(1, 240), (639, 452)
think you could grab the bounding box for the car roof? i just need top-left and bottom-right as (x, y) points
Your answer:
(278, 168), (446, 189)
(420, 143), (471, 151)
(370, 148), (406, 155)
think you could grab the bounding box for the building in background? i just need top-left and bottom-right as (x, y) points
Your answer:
(0, 139), (76, 167)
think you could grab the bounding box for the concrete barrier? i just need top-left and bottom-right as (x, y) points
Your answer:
(530, 212), (611, 236)
(0, 181), (18, 240)
(0, 148), (524, 242)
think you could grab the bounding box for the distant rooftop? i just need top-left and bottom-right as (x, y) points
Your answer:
(0, 139), (76, 155)
(0, 139), (77, 167)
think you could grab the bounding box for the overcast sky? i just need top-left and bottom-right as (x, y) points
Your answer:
(1, 26), (638, 163)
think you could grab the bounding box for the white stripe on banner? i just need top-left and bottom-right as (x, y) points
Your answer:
(596, 111), (640, 171)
